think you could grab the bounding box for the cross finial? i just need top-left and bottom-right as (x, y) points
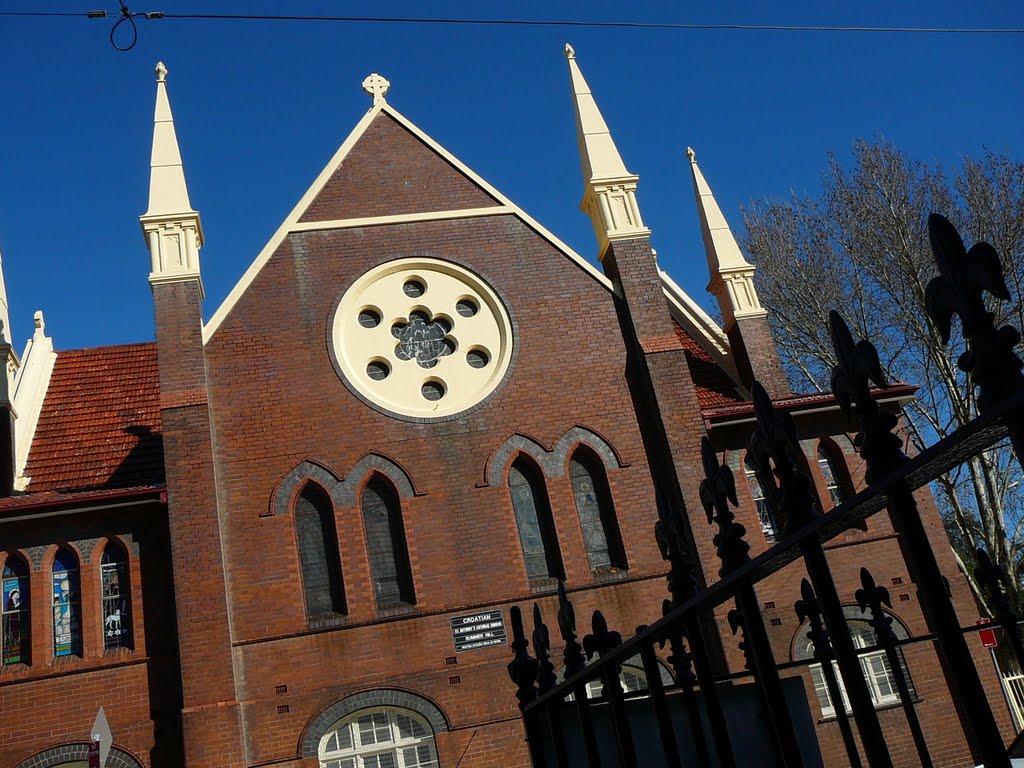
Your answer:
(362, 73), (391, 105)
(155, 61), (167, 83)
(686, 146), (696, 162)
(564, 43), (576, 59)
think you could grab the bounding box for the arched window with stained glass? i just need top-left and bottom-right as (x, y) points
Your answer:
(52, 547), (82, 657)
(101, 541), (132, 649)
(569, 447), (627, 572)
(2, 554), (30, 665)
(296, 483), (347, 618)
(817, 441), (854, 509)
(362, 475), (415, 609)
(509, 457), (564, 581)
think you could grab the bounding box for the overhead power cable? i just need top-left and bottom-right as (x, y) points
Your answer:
(1, 9), (1022, 52)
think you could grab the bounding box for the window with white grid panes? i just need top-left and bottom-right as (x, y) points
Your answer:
(319, 707), (439, 768)
(805, 621), (911, 718)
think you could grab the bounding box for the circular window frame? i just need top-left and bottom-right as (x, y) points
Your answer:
(329, 257), (516, 422)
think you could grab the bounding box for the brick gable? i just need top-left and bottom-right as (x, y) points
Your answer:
(299, 112), (500, 222)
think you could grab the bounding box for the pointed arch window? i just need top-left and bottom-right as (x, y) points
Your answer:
(362, 476), (415, 609)
(296, 483), (347, 618)
(744, 455), (779, 544)
(509, 457), (564, 580)
(52, 547), (82, 657)
(818, 442), (853, 508)
(2, 555), (29, 665)
(569, 448), (627, 571)
(101, 541), (133, 649)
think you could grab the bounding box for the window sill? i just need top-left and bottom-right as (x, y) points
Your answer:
(529, 577), (561, 595)
(592, 568), (629, 584)
(308, 613), (349, 630)
(818, 697), (922, 724)
(376, 603), (416, 619)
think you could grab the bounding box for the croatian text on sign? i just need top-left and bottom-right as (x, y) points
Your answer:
(450, 610), (506, 652)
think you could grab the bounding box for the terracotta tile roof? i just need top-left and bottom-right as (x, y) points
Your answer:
(671, 320), (743, 408)
(702, 383), (919, 422)
(23, 342), (164, 493)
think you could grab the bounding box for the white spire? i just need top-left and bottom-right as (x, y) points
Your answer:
(687, 147), (765, 328)
(0, 249), (11, 347)
(141, 62), (205, 296)
(565, 44), (649, 259)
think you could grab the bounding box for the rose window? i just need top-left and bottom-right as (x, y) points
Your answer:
(331, 258), (513, 419)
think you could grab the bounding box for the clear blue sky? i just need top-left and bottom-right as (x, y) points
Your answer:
(1, 1), (1021, 351)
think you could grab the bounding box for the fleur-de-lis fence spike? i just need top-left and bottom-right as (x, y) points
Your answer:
(795, 580), (862, 768)
(829, 311), (904, 483)
(926, 213), (1024, 414)
(976, 548), (1024, 670)
(855, 568), (896, 645)
(556, 580), (586, 679)
(700, 436), (750, 576)
(507, 605), (539, 710)
(533, 603), (556, 695)
(582, 609), (622, 660)
(750, 381), (862, 535)
(655, 487), (699, 608)
(856, 568), (933, 767)
(794, 579), (832, 660)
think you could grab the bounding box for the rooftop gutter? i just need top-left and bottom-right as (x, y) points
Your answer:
(0, 485), (165, 524)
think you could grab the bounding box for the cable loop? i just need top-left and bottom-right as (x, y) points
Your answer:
(109, 1), (140, 51)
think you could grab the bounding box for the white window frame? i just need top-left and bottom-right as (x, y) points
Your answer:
(808, 623), (906, 718)
(319, 707), (439, 768)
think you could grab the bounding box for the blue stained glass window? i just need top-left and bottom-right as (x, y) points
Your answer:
(2, 556), (29, 665)
(509, 459), (564, 580)
(52, 547), (82, 657)
(570, 449), (627, 571)
(101, 542), (132, 649)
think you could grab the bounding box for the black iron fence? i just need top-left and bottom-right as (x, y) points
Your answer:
(507, 215), (1024, 768)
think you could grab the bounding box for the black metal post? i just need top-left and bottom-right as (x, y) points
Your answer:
(640, 643), (683, 768)
(659, 606), (712, 766)
(736, 585), (808, 768)
(830, 311), (1010, 768)
(601, 662), (638, 768)
(795, 579), (863, 768)
(656, 495), (736, 767)
(748, 380), (893, 768)
(573, 683), (603, 768)
(856, 568), (932, 768)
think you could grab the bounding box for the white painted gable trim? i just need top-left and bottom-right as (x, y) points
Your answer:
(12, 312), (57, 491)
(202, 102), (730, 371)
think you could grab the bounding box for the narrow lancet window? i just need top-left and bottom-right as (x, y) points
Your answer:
(2, 555), (29, 665)
(570, 448), (627, 571)
(818, 442), (853, 508)
(362, 476), (415, 609)
(509, 457), (564, 580)
(296, 483), (347, 617)
(101, 541), (132, 649)
(744, 455), (779, 543)
(52, 547), (82, 657)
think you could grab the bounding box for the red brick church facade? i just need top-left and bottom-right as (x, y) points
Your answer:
(0, 51), (1012, 767)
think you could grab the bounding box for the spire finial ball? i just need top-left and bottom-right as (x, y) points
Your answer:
(362, 73), (391, 105)
(564, 43), (576, 60)
(155, 62), (167, 83)
(686, 146), (696, 162)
